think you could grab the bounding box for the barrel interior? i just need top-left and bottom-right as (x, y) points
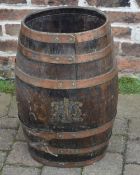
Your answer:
(25, 8), (106, 33)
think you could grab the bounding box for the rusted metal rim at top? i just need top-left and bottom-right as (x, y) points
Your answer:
(21, 6), (110, 43)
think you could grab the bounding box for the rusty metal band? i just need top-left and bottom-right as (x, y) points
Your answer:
(22, 118), (114, 140)
(29, 141), (109, 155)
(18, 41), (112, 64)
(15, 66), (117, 90)
(76, 22), (110, 43)
(30, 150), (106, 168)
(21, 21), (109, 44)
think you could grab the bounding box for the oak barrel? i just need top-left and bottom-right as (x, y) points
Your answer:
(16, 7), (118, 168)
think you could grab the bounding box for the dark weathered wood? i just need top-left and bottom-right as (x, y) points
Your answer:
(19, 34), (111, 55)
(16, 51), (113, 80)
(16, 7), (118, 167)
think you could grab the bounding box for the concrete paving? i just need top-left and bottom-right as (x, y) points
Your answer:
(0, 93), (140, 175)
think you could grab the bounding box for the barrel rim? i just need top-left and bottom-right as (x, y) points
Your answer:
(21, 6), (109, 43)
(22, 6), (108, 35)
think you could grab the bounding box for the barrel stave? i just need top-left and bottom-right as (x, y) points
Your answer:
(16, 76), (118, 130)
(16, 51), (114, 80)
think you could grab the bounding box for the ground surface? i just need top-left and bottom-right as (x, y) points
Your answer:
(0, 93), (140, 175)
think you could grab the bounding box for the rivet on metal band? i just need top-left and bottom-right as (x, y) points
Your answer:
(15, 66), (118, 90)
(22, 118), (115, 140)
(21, 20), (109, 43)
(18, 41), (112, 64)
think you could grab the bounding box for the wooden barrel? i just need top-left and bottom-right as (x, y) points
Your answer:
(16, 7), (118, 168)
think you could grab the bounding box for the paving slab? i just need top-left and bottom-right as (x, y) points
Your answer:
(6, 142), (42, 167)
(126, 140), (140, 164)
(128, 118), (140, 140)
(0, 129), (16, 151)
(0, 93), (11, 117)
(112, 118), (128, 135)
(16, 124), (26, 141)
(2, 165), (41, 175)
(0, 151), (7, 170)
(41, 167), (81, 175)
(117, 95), (140, 119)
(8, 96), (18, 117)
(108, 135), (125, 154)
(82, 153), (123, 175)
(124, 164), (140, 175)
(0, 118), (19, 129)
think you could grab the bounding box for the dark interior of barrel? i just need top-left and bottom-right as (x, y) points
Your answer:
(25, 8), (106, 33)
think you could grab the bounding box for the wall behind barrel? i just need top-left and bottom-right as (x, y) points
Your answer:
(0, 0), (140, 79)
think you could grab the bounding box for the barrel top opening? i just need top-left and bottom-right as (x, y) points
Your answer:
(23, 7), (107, 34)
